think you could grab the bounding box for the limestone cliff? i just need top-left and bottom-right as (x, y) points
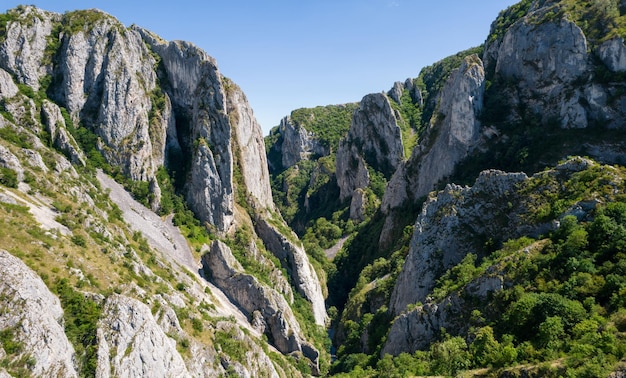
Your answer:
(0, 250), (78, 377)
(382, 54), (485, 214)
(336, 93), (404, 202)
(389, 169), (529, 315)
(271, 115), (328, 171)
(0, 5), (325, 376)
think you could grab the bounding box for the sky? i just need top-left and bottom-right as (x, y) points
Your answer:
(3, 1), (519, 135)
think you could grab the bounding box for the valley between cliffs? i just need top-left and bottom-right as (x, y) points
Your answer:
(3, 1), (626, 377)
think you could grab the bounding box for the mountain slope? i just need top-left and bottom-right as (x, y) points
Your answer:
(0, 5), (327, 377)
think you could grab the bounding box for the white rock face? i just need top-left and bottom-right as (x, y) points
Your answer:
(336, 93), (404, 202)
(227, 82), (275, 210)
(0, 68), (18, 99)
(382, 54), (485, 215)
(0, 6), (56, 90)
(41, 100), (86, 165)
(58, 16), (162, 181)
(0, 249), (78, 377)
(96, 294), (189, 378)
(0, 144), (24, 181)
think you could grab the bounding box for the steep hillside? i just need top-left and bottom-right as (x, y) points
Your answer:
(0, 5), (327, 377)
(267, 0), (626, 376)
(4, 0), (626, 377)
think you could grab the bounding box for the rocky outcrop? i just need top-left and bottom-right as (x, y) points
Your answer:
(96, 294), (189, 378)
(383, 276), (504, 356)
(0, 7), (57, 90)
(0, 144), (24, 181)
(41, 100), (86, 165)
(138, 28), (236, 231)
(274, 116), (327, 170)
(0, 249), (78, 377)
(227, 80), (275, 210)
(389, 169), (528, 315)
(202, 240), (320, 374)
(598, 37), (626, 72)
(54, 12), (165, 182)
(0, 68), (18, 99)
(382, 54), (485, 217)
(336, 93), (404, 202)
(387, 78), (423, 107)
(493, 14), (589, 128)
(255, 218), (327, 327)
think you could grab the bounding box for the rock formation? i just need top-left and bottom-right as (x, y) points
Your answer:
(255, 218), (328, 326)
(202, 240), (320, 374)
(96, 295), (189, 377)
(389, 169), (528, 315)
(0, 250), (78, 377)
(0, 5), (325, 376)
(382, 54), (485, 214)
(336, 93), (404, 202)
(273, 115), (328, 170)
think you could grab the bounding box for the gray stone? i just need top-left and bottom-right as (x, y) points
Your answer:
(0, 249), (78, 377)
(382, 54), (485, 219)
(255, 218), (327, 326)
(96, 294), (189, 378)
(202, 241), (320, 374)
(0, 68), (18, 99)
(0, 144), (24, 181)
(598, 37), (626, 72)
(336, 93), (404, 201)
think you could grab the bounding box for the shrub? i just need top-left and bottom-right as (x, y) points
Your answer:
(0, 167), (18, 188)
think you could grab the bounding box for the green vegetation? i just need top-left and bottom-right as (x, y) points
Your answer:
(331, 161), (626, 376)
(61, 10), (113, 34)
(0, 7), (23, 44)
(416, 46), (483, 127)
(0, 126), (33, 149)
(54, 278), (102, 377)
(561, 0), (626, 44)
(488, 0), (533, 43)
(389, 88), (422, 157)
(0, 167), (18, 188)
(289, 104), (359, 152)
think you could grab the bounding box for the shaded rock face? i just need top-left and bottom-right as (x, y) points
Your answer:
(96, 295), (189, 378)
(389, 170), (528, 315)
(0, 250), (78, 377)
(382, 55), (485, 214)
(598, 37), (626, 72)
(274, 115), (327, 170)
(134, 29), (237, 231)
(383, 276), (504, 356)
(202, 240), (320, 374)
(492, 14), (589, 128)
(336, 93), (404, 202)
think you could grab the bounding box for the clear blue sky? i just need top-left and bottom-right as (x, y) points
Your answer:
(3, 1), (519, 134)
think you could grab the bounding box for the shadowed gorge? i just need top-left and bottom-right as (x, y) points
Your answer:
(2, 1), (626, 377)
